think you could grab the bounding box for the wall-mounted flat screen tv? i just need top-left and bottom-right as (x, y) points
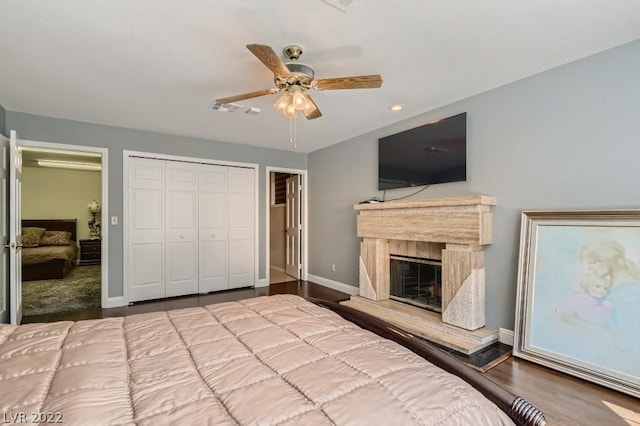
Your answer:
(378, 112), (467, 190)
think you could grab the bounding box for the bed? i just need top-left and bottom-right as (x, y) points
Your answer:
(0, 294), (545, 425)
(21, 219), (78, 281)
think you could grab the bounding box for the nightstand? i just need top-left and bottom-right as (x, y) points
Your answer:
(79, 239), (102, 265)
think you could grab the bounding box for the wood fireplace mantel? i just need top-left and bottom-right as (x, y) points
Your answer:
(347, 196), (497, 345)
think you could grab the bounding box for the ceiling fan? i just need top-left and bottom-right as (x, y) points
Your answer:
(215, 43), (383, 120)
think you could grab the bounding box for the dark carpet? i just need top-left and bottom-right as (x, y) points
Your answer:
(22, 265), (101, 316)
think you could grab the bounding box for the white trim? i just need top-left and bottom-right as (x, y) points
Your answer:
(19, 139), (109, 310)
(255, 278), (269, 288)
(123, 149), (257, 170)
(307, 274), (359, 296)
(265, 167), (309, 285)
(104, 296), (127, 308)
(123, 150), (260, 304)
(499, 328), (514, 346)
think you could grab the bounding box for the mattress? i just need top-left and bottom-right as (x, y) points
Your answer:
(0, 294), (516, 425)
(21, 243), (78, 266)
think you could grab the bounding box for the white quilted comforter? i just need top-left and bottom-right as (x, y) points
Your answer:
(0, 295), (513, 425)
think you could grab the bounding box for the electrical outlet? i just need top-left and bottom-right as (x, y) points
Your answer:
(111, 216), (118, 225)
(331, 264), (336, 272)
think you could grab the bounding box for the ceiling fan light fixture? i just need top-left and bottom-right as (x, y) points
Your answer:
(302, 95), (316, 115)
(284, 102), (297, 119)
(292, 88), (307, 111)
(274, 93), (291, 114)
(274, 86), (312, 118)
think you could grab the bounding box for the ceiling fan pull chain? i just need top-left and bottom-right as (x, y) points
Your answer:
(289, 117), (297, 150)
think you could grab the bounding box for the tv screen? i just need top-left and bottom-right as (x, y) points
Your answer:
(378, 112), (466, 190)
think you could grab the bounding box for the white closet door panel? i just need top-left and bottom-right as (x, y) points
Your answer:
(166, 241), (198, 297)
(199, 165), (228, 292)
(199, 240), (227, 292)
(166, 189), (198, 241)
(132, 189), (163, 235)
(199, 192), (226, 235)
(229, 239), (254, 289)
(129, 158), (165, 302)
(167, 165), (197, 185)
(228, 169), (254, 193)
(166, 162), (198, 296)
(132, 162), (163, 187)
(227, 167), (254, 288)
(228, 193), (253, 239)
(130, 242), (164, 301)
(200, 165), (227, 191)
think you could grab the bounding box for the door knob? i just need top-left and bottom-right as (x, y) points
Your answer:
(180, 234), (184, 239)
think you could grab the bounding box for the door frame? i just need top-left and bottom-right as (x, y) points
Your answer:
(18, 139), (109, 309)
(123, 150), (259, 304)
(265, 167), (308, 284)
(0, 133), (8, 323)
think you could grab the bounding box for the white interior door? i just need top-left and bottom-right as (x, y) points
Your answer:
(285, 175), (301, 279)
(198, 165), (228, 293)
(165, 162), (198, 297)
(228, 167), (254, 289)
(129, 157), (165, 302)
(8, 131), (22, 325)
(0, 134), (9, 323)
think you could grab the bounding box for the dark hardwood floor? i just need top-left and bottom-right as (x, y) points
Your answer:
(22, 280), (640, 425)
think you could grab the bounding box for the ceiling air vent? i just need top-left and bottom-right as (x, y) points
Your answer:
(321, 0), (354, 12)
(209, 102), (242, 112)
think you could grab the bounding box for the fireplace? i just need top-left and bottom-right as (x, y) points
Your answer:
(342, 196), (499, 354)
(390, 256), (442, 313)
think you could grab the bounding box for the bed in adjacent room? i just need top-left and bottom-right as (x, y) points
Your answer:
(21, 219), (78, 281)
(0, 294), (545, 425)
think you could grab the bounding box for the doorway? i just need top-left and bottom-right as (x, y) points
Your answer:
(19, 140), (108, 321)
(266, 168), (307, 285)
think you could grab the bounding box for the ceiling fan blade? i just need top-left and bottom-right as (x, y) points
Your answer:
(246, 44), (293, 78)
(315, 74), (383, 90)
(215, 88), (277, 104)
(303, 95), (322, 120)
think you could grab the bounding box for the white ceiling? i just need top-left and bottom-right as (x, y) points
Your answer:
(1, 1), (640, 153)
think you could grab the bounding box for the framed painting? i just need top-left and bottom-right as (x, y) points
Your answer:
(514, 210), (640, 398)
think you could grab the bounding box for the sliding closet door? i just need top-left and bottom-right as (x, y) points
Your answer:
(228, 167), (254, 289)
(129, 158), (165, 302)
(165, 162), (198, 297)
(198, 165), (228, 293)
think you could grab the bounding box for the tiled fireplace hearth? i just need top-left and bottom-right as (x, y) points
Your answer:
(341, 196), (498, 354)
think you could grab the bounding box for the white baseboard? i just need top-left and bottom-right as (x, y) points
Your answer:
(103, 296), (127, 308)
(499, 328), (514, 346)
(306, 274), (359, 296)
(255, 278), (269, 288)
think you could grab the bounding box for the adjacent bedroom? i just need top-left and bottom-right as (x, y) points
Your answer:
(19, 147), (103, 320)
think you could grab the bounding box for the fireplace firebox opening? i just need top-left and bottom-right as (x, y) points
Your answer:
(390, 255), (442, 313)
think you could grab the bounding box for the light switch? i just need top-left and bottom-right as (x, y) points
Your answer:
(111, 216), (118, 225)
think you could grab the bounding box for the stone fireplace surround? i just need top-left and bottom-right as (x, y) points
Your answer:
(341, 196), (498, 354)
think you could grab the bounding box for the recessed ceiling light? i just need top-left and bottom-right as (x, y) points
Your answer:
(389, 104), (403, 111)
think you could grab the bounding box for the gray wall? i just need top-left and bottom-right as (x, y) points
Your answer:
(308, 39), (640, 330)
(5, 112), (307, 298)
(0, 103), (6, 136)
